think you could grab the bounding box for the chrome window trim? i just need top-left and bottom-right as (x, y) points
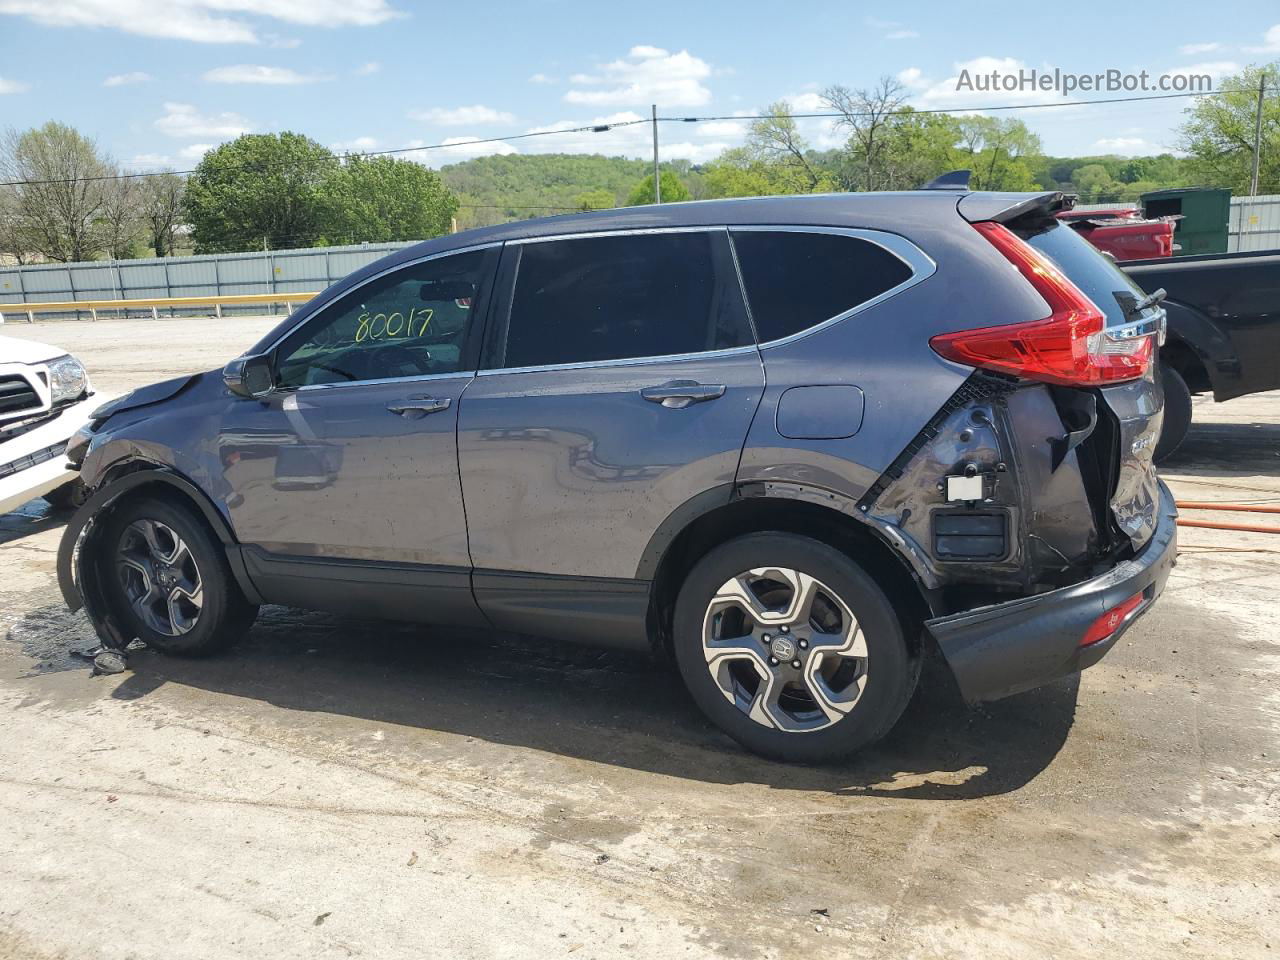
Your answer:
(476, 343), (758, 378)
(729, 225), (937, 351)
(293, 370), (474, 394)
(260, 240), (503, 357)
(508, 225), (724, 245)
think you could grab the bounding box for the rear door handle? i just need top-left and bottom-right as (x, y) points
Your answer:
(640, 381), (726, 409)
(387, 396), (452, 418)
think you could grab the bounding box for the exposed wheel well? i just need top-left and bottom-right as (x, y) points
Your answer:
(647, 496), (933, 662)
(1161, 337), (1211, 394)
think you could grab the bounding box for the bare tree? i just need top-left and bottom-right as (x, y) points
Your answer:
(141, 171), (185, 256)
(0, 122), (112, 262)
(0, 185), (39, 264)
(99, 176), (143, 259)
(822, 77), (909, 191)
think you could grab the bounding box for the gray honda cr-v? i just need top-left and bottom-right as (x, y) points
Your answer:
(59, 189), (1176, 762)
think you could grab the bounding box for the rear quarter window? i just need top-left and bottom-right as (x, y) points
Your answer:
(730, 230), (913, 343)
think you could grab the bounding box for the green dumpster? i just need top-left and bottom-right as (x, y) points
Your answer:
(1140, 187), (1231, 255)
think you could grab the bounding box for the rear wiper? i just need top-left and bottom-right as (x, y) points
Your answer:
(1132, 287), (1166, 314)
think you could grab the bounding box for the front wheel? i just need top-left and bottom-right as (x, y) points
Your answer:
(672, 533), (917, 763)
(103, 496), (258, 656)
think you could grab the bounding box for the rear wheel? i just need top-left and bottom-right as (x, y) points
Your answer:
(103, 496), (257, 655)
(1155, 364), (1192, 463)
(672, 533), (917, 763)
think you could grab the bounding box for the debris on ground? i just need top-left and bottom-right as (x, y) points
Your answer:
(406, 851), (418, 867)
(91, 649), (128, 676)
(313, 913), (331, 927)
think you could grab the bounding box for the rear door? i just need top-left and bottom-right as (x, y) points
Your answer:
(1018, 221), (1166, 547)
(457, 228), (764, 620)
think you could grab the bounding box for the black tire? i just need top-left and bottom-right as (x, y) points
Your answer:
(43, 478), (89, 511)
(1155, 364), (1192, 463)
(102, 495), (258, 656)
(672, 533), (917, 764)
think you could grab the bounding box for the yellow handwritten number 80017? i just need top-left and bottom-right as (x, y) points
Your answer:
(354, 307), (434, 342)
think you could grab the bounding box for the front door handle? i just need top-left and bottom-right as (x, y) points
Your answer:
(640, 381), (726, 409)
(387, 396), (452, 418)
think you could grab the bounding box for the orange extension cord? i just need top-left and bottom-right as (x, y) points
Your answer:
(1174, 500), (1280, 535)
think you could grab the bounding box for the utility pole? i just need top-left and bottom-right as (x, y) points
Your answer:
(1250, 71), (1267, 196)
(651, 103), (661, 204)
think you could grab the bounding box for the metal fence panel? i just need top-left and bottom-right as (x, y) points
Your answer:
(0, 240), (417, 317)
(1229, 195), (1280, 252)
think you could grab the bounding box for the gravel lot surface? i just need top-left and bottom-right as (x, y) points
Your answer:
(2, 316), (1277, 959)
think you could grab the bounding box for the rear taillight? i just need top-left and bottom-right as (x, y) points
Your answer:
(930, 221), (1153, 387)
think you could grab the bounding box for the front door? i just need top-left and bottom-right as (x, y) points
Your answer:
(217, 246), (498, 580)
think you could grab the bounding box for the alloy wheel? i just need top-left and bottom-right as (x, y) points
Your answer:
(116, 518), (204, 637)
(701, 566), (868, 733)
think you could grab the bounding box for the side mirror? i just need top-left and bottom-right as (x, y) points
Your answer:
(223, 354), (275, 399)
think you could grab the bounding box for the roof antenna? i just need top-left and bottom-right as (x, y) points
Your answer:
(922, 170), (971, 191)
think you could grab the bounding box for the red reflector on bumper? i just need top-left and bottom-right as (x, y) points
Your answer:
(1080, 591), (1144, 647)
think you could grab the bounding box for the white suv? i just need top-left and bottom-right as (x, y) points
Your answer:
(0, 333), (109, 513)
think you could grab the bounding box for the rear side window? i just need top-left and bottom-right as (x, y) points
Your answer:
(498, 231), (752, 369)
(1018, 220), (1150, 327)
(731, 230), (913, 343)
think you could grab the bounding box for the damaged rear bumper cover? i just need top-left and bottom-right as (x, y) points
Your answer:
(927, 479), (1178, 704)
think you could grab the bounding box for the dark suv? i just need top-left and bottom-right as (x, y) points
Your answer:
(58, 190), (1176, 763)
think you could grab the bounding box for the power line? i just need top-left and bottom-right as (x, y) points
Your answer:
(0, 120), (652, 188)
(660, 89), (1238, 124)
(0, 89), (1241, 189)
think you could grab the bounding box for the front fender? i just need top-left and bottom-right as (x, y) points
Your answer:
(57, 465), (260, 648)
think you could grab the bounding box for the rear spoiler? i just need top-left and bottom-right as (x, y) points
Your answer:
(958, 190), (1073, 224)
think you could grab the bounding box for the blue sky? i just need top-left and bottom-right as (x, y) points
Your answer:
(0, 0), (1278, 172)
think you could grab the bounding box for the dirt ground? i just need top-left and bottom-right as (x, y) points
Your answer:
(1, 316), (1277, 960)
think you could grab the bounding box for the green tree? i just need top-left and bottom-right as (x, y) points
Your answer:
(0, 121), (116, 262)
(627, 170), (691, 205)
(1179, 62), (1280, 193)
(324, 154), (457, 243)
(574, 188), (616, 211)
(955, 117), (1042, 191)
(183, 132), (337, 252)
(1072, 163), (1122, 201)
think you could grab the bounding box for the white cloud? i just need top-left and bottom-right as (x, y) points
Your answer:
(410, 104), (515, 125)
(1094, 137), (1148, 151)
(782, 91), (826, 112)
(867, 17), (918, 40)
(103, 71), (151, 87)
(564, 46), (712, 107)
(897, 66), (927, 89)
(528, 73), (556, 84)
(155, 102), (252, 139)
(203, 64), (326, 85)
(0, 0), (401, 44)
(1179, 42), (1222, 55)
(406, 136), (519, 165)
(332, 136), (378, 152)
(1168, 61), (1241, 82)
(0, 75), (28, 94)
(918, 56), (1068, 109)
(354, 61), (380, 76)
(1245, 24), (1280, 53)
(178, 143), (214, 160)
(127, 153), (172, 169)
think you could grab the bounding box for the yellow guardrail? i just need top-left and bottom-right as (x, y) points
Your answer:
(0, 291), (320, 323)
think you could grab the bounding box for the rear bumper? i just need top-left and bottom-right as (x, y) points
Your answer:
(927, 479), (1178, 703)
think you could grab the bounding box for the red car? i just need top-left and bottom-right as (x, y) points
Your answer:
(1056, 207), (1178, 261)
